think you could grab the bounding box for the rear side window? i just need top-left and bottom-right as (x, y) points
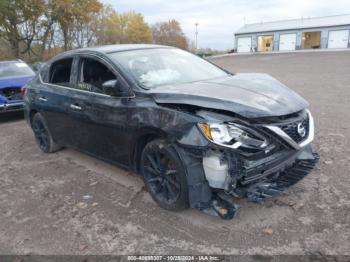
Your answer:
(49, 58), (73, 87)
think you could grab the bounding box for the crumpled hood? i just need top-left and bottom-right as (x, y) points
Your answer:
(0, 75), (33, 89)
(150, 73), (309, 118)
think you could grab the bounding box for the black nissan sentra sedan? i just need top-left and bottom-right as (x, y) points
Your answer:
(24, 44), (318, 219)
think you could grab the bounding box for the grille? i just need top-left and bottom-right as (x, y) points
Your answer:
(0, 87), (22, 100)
(279, 114), (309, 144)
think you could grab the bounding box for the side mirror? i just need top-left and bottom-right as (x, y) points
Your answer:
(102, 79), (133, 97)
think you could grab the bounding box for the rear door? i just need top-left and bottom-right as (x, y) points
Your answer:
(36, 57), (76, 146)
(68, 54), (131, 166)
(328, 30), (349, 49)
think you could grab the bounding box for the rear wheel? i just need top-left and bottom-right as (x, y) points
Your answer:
(31, 113), (61, 153)
(140, 139), (189, 210)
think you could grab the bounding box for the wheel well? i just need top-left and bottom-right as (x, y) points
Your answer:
(133, 133), (165, 174)
(29, 110), (38, 126)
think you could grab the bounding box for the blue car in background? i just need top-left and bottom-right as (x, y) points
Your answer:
(0, 60), (35, 113)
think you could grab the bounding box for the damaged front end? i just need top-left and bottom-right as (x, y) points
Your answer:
(179, 109), (319, 219)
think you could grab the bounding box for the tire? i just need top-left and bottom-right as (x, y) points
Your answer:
(140, 139), (189, 210)
(31, 113), (61, 153)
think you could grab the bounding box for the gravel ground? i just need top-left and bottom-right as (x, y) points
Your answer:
(0, 51), (349, 256)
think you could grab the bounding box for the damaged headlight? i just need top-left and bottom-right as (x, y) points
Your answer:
(198, 122), (268, 150)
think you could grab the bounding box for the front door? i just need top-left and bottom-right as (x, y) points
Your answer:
(68, 56), (131, 166)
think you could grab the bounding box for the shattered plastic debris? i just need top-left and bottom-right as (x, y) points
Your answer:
(77, 202), (88, 209)
(201, 194), (239, 220)
(262, 228), (273, 235)
(82, 195), (93, 200)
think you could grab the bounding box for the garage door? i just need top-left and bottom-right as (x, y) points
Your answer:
(279, 33), (296, 51)
(237, 37), (252, 52)
(328, 30), (349, 49)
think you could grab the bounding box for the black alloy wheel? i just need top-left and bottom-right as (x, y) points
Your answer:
(141, 139), (189, 210)
(31, 113), (61, 153)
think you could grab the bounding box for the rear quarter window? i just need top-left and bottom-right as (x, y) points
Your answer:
(39, 63), (51, 82)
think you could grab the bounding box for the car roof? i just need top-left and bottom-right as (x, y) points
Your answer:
(64, 44), (172, 55)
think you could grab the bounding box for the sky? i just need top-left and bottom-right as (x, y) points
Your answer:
(103, 0), (350, 50)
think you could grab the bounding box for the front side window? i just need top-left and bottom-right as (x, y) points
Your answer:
(77, 58), (116, 94)
(108, 48), (228, 89)
(0, 61), (35, 78)
(49, 58), (73, 87)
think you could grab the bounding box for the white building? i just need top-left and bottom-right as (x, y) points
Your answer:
(234, 14), (350, 53)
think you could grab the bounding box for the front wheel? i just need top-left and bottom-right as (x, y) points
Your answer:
(140, 139), (189, 210)
(31, 113), (61, 153)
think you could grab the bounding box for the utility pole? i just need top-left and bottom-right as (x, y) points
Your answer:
(195, 22), (199, 52)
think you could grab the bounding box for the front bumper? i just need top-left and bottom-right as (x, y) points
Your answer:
(232, 146), (319, 202)
(0, 102), (24, 113)
(197, 145), (319, 219)
(203, 144), (318, 195)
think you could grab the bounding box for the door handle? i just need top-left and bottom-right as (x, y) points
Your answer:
(70, 104), (83, 111)
(39, 97), (47, 102)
